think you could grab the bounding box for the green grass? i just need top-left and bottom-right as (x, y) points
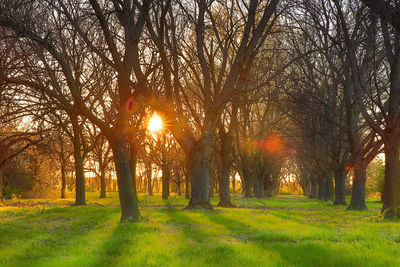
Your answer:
(1, 193), (399, 267)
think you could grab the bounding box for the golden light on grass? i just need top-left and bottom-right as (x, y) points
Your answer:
(148, 113), (163, 132)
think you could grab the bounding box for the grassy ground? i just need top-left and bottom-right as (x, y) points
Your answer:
(1, 193), (399, 267)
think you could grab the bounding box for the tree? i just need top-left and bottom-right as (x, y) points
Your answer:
(361, 0), (400, 32)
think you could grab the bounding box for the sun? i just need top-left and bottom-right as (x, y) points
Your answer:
(148, 113), (163, 132)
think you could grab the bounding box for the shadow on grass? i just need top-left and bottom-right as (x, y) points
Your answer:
(1, 205), (118, 267)
(164, 209), (262, 267)
(202, 211), (344, 267)
(90, 222), (155, 267)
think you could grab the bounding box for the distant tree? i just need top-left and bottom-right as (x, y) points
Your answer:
(361, 0), (400, 32)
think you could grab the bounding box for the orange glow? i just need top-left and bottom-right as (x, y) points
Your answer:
(148, 113), (163, 132)
(252, 134), (282, 153)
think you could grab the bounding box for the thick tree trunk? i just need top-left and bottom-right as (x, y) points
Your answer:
(110, 135), (141, 221)
(187, 136), (213, 209)
(242, 168), (253, 198)
(243, 178), (252, 198)
(60, 160), (66, 199)
(334, 168), (347, 205)
(209, 171), (215, 198)
(162, 165), (170, 200)
(218, 134), (233, 207)
(382, 134), (400, 218)
(99, 168), (106, 198)
(129, 147), (138, 203)
(71, 114), (85, 206)
(347, 164), (367, 210)
(218, 157), (233, 207)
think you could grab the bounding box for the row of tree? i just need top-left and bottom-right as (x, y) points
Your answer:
(0, 0), (399, 221)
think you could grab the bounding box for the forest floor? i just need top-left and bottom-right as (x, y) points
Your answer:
(1, 193), (399, 267)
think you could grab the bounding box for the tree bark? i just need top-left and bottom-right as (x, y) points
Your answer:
(256, 176), (265, 198)
(71, 114), (85, 206)
(209, 170), (215, 198)
(382, 134), (400, 217)
(73, 140), (85, 206)
(186, 135), (213, 209)
(232, 175), (236, 194)
(185, 171), (190, 199)
(129, 146), (138, 202)
(347, 164), (367, 210)
(162, 165), (170, 200)
(60, 159), (66, 199)
(110, 134), (141, 221)
(317, 176), (326, 200)
(218, 134), (234, 207)
(146, 162), (153, 196)
(243, 178), (252, 198)
(218, 166), (233, 206)
(311, 179), (318, 199)
(324, 173), (333, 201)
(99, 167), (106, 198)
(177, 170), (181, 196)
(334, 168), (347, 205)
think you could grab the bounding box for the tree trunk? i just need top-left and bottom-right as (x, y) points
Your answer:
(256, 176), (265, 198)
(209, 172), (215, 198)
(73, 142), (85, 206)
(311, 179), (318, 199)
(71, 114), (85, 206)
(187, 135), (213, 209)
(146, 162), (153, 196)
(243, 178), (252, 198)
(347, 164), (367, 210)
(382, 134), (400, 217)
(334, 168), (347, 205)
(324, 173), (333, 201)
(317, 176), (326, 200)
(99, 167), (106, 198)
(218, 158), (233, 207)
(242, 168), (253, 198)
(218, 134), (233, 207)
(110, 135), (141, 221)
(129, 147), (139, 203)
(232, 175), (236, 194)
(177, 171), (181, 196)
(162, 165), (170, 200)
(185, 172), (190, 199)
(60, 160), (66, 199)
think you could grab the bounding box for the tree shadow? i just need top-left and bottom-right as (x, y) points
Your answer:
(90, 222), (155, 267)
(2, 205), (117, 266)
(202, 211), (348, 266)
(163, 209), (260, 266)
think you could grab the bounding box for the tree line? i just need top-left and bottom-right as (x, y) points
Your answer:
(0, 0), (399, 221)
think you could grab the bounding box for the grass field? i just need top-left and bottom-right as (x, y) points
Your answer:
(1, 193), (399, 267)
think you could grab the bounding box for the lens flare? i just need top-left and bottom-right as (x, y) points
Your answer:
(252, 134), (282, 153)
